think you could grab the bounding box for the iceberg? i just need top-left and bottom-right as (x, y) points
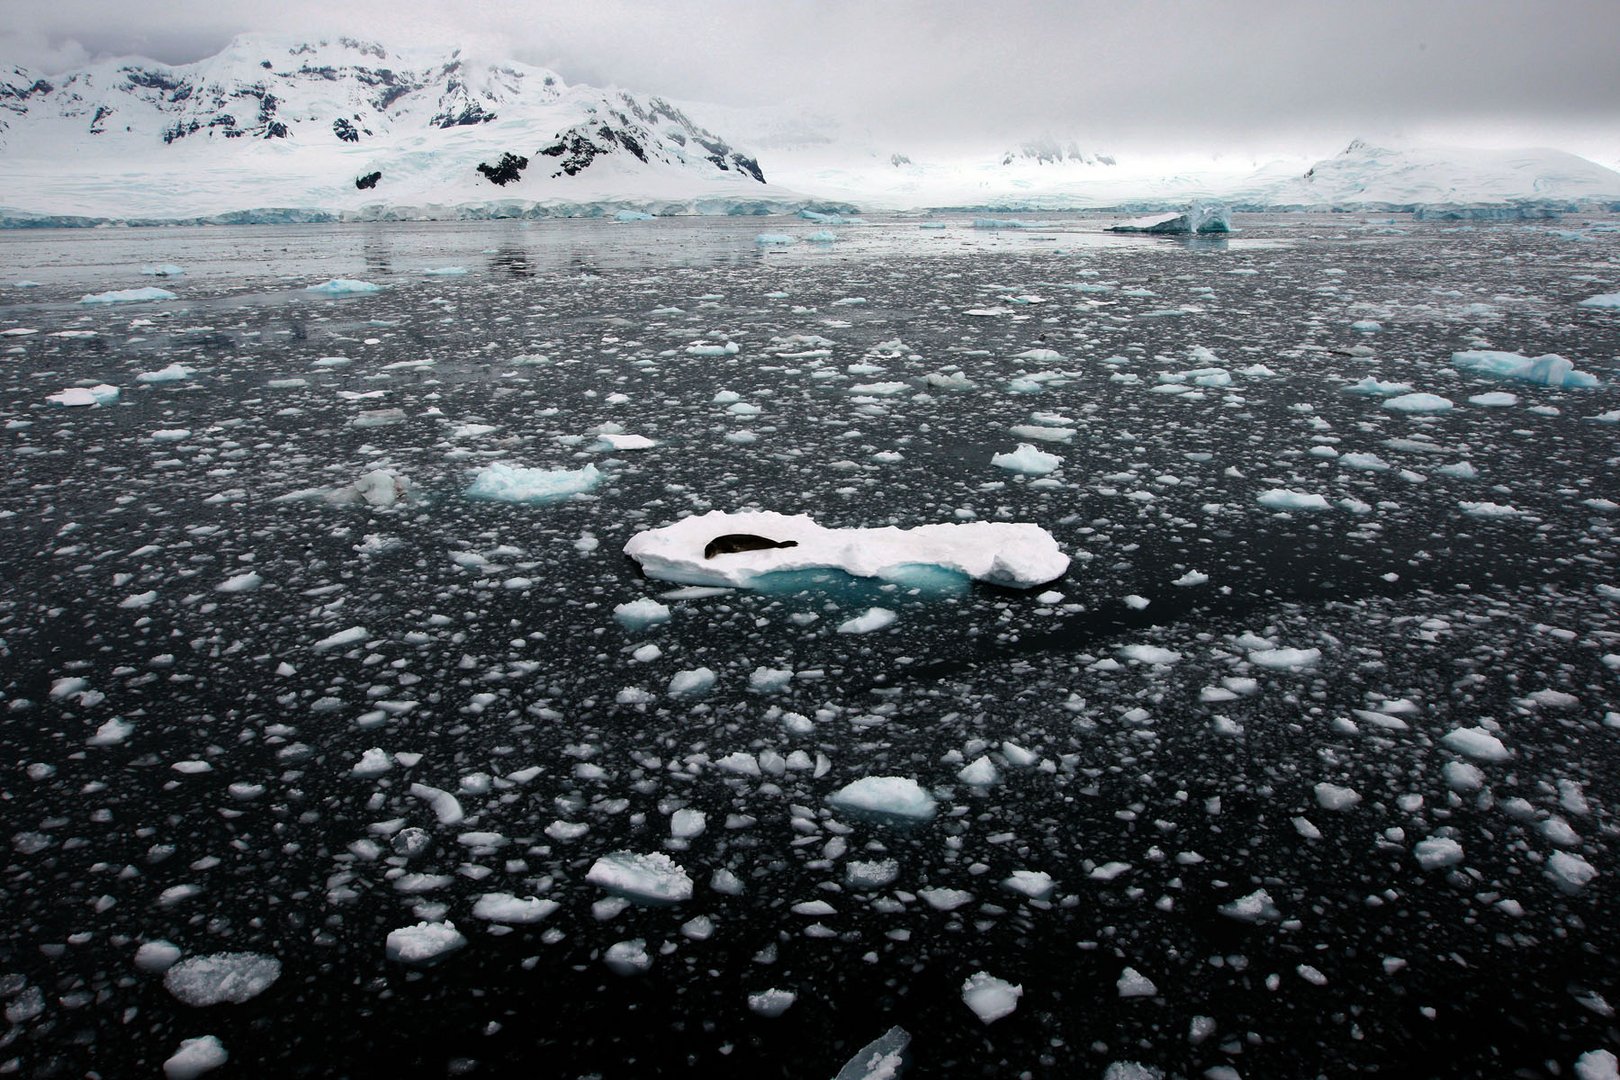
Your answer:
(1450, 350), (1598, 388)
(466, 462), (601, 503)
(81, 287), (177, 304)
(1109, 202), (1230, 234)
(623, 510), (1070, 590)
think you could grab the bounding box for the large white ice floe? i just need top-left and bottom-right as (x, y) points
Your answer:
(586, 851), (694, 903)
(1450, 350), (1599, 388)
(467, 462), (601, 503)
(827, 776), (937, 821)
(47, 384), (120, 407)
(163, 952), (281, 1006)
(622, 510), (1069, 590)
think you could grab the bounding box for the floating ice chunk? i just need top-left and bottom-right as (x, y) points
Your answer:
(385, 921), (465, 964)
(352, 408), (405, 428)
(1414, 836), (1464, 869)
(605, 939), (653, 975)
(82, 287), (176, 304)
(834, 1026), (911, 1080)
(420, 266), (466, 276)
(828, 777), (937, 821)
(1004, 870), (1053, 898)
(670, 808), (706, 839)
(1344, 377), (1414, 397)
(163, 1035), (228, 1079)
(1109, 203), (1229, 234)
(1469, 391), (1519, 407)
(1451, 350), (1598, 388)
(1257, 489), (1330, 511)
(467, 462), (601, 504)
(1119, 644), (1181, 666)
(624, 510), (1068, 590)
(837, 607), (897, 634)
(164, 953), (281, 1006)
(351, 748), (392, 778)
(748, 989), (797, 1017)
(962, 972), (1022, 1023)
(136, 363), (196, 383)
(313, 626), (368, 652)
(614, 598), (672, 630)
(847, 859), (900, 889)
(1576, 1049), (1619, 1080)
(135, 940), (183, 973)
(755, 233), (794, 246)
(1547, 851), (1598, 893)
(1171, 570), (1208, 586)
(1340, 453), (1391, 472)
(1248, 647), (1321, 670)
(48, 384), (120, 406)
(594, 432), (656, 451)
(1219, 888), (1281, 923)
(1351, 319), (1382, 333)
(1101, 1064), (1164, 1080)
(614, 209), (656, 222)
(1459, 501), (1526, 518)
(587, 851), (693, 903)
(668, 668), (717, 696)
(409, 782), (465, 826)
(1116, 967), (1158, 998)
(958, 755), (999, 786)
(1442, 726), (1511, 762)
(1384, 393), (1454, 413)
(215, 572), (262, 594)
(919, 887), (974, 910)
(1579, 293), (1620, 309)
(141, 263), (185, 277)
(992, 443), (1062, 476)
(306, 279), (382, 295)
(472, 893), (558, 923)
(1315, 782), (1362, 810)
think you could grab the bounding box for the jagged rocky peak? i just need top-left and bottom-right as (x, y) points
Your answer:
(1002, 138), (1115, 166)
(535, 92), (764, 183)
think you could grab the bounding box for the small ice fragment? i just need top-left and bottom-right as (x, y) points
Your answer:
(837, 607), (898, 634)
(135, 940), (183, 973)
(1414, 836), (1464, 870)
(1441, 726), (1511, 763)
(1315, 782), (1362, 811)
(471, 893), (558, 923)
(991, 443), (1062, 476)
(604, 939), (652, 975)
(614, 598), (672, 630)
(1116, 967), (1158, 998)
(748, 988), (798, 1017)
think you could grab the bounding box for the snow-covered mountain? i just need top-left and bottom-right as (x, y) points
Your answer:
(0, 34), (823, 224)
(3, 34), (1618, 223)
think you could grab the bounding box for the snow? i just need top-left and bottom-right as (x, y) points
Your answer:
(163, 1036), (229, 1079)
(991, 443), (1063, 476)
(163, 952), (282, 1006)
(1450, 350), (1599, 388)
(81, 287), (177, 304)
(385, 921), (467, 964)
(466, 462), (601, 503)
(961, 971), (1023, 1023)
(828, 776), (937, 821)
(586, 851), (694, 903)
(623, 510), (1069, 590)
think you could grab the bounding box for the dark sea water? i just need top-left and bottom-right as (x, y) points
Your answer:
(1, 213), (1618, 1078)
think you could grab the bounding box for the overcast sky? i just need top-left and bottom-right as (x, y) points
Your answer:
(4, 0), (1618, 156)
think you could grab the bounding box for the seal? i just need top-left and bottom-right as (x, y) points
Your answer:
(703, 534), (800, 559)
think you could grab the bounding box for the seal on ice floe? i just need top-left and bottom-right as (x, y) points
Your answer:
(703, 534), (800, 559)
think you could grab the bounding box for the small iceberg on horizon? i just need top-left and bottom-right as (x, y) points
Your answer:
(1109, 202), (1231, 235)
